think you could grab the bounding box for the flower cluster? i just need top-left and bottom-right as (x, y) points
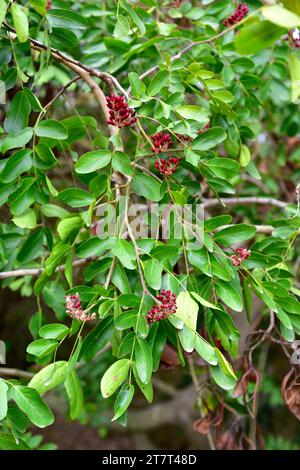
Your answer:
(230, 248), (251, 266)
(223, 3), (249, 27)
(106, 95), (137, 128)
(146, 290), (177, 324)
(175, 133), (193, 146)
(46, 0), (52, 10)
(65, 293), (96, 322)
(154, 157), (181, 176)
(289, 29), (300, 48)
(199, 123), (210, 134)
(150, 132), (173, 154)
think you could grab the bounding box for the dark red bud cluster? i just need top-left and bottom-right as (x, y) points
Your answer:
(154, 157), (181, 176)
(224, 3), (248, 27)
(289, 29), (300, 48)
(198, 123), (210, 134)
(46, 0), (52, 10)
(175, 133), (193, 146)
(146, 289), (177, 324)
(150, 132), (173, 154)
(230, 248), (251, 267)
(106, 95), (137, 128)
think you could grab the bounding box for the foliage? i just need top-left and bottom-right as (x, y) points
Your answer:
(0, 0), (300, 450)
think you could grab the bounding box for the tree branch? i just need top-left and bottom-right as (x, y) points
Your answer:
(203, 196), (288, 210)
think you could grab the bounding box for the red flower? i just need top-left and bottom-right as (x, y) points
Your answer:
(154, 157), (181, 176)
(224, 3), (248, 27)
(150, 132), (173, 154)
(289, 29), (300, 48)
(198, 122), (210, 134)
(146, 290), (177, 324)
(230, 248), (251, 267)
(65, 293), (96, 322)
(46, 0), (52, 10)
(106, 95), (137, 128)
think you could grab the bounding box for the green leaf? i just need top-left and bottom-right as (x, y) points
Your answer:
(112, 152), (133, 176)
(194, 335), (218, 365)
(114, 15), (130, 39)
(215, 280), (243, 312)
(143, 259), (163, 290)
(29, 0), (47, 15)
(28, 361), (68, 395)
(214, 349), (237, 379)
(4, 90), (31, 134)
(176, 291), (198, 330)
(112, 239), (136, 270)
(11, 385), (54, 428)
(57, 216), (83, 241)
(192, 127), (227, 151)
(50, 27), (79, 50)
(12, 208), (36, 229)
(80, 317), (114, 361)
(235, 20), (285, 55)
(39, 324), (69, 340)
(46, 8), (87, 29)
(135, 337), (152, 384)
(132, 173), (163, 201)
(289, 54), (300, 103)
(214, 224), (256, 247)
(283, 0), (300, 15)
(210, 365), (236, 391)
(112, 384), (134, 420)
(0, 0), (7, 27)
(11, 3), (29, 43)
(57, 188), (95, 208)
(35, 120), (68, 140)
(176, 105), (209, 122)
(0, 434), (30, 450)
(0, 379), (8, 421)
(191, 291), (219, 310)
(242, 279), (252, 323)
(75, 150), (111, 174)
(262, 5), (300, 28)
(206, 158), (240, 179)
(150, 245), (179, 260)
(129, 72), (146, 99)
(64, 370), (83, 420)
(0, 128), (33, 154)
(121, 1), (145, 35)
(0, 149), (32, 184)
(26, 339), (58, 358)
(179, 324), (195, 352)
(147, 70), (169, 96)
(132, 363), (153, 402)
(239, 144), (251, 167)
(100, 359), (131, 398)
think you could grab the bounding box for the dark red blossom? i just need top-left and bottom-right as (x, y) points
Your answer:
(150, 132), (173, 154)
(46, 0), (52, 10)
(198, 122), (210, 134)
(230, 247), (251, 267)
(154, 157), (181, 176)
(224, 3), (248, 27)
(65, 293), (96, 322)
(146, 290), (177, 324)
(289, 29), (300, 48)
(106, 95), (137, 128)
(175, 133), (193, 146)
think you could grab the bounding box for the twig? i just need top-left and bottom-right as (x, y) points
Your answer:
(0, 256), (97, 280)
(203, 197), (288, 210)
(0, 367), (33, 379)
(187, 356), (216, 451)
